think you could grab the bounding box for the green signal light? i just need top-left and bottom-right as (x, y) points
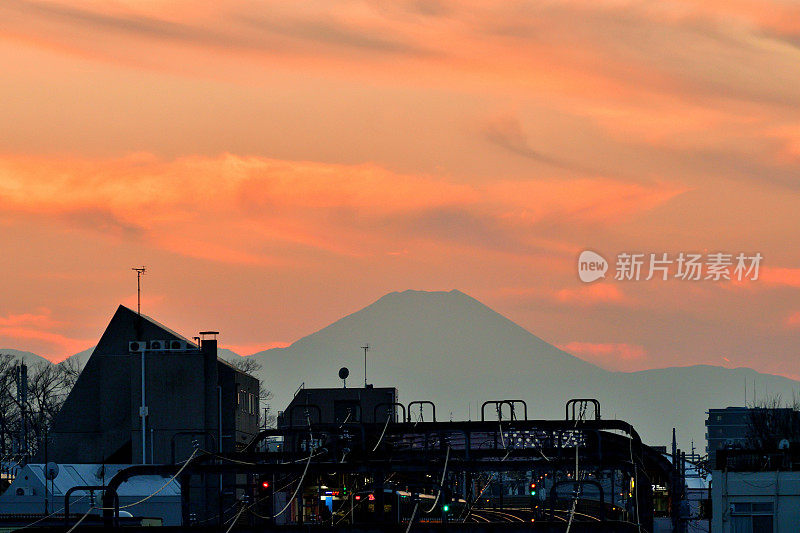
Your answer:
(442, 505), (450, 512)
(530, 490), (537, 496)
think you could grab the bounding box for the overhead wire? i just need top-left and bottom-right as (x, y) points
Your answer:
(372, 415), (392, 452)
(424, 445), (450, 513)
(245, 444), (315, 520)
(16, 493), (90, 530)
(117, 447), (199, 510)
(404, 501), (420, 533)
(565, 402), (586, 533)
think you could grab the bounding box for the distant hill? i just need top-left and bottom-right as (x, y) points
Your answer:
(218, 348), (244, 364)
(0, 348), (55, 368)
(64, 347), (95, 368)
(247, 289), (800, 449)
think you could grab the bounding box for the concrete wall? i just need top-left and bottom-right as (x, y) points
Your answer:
(712, 470), (800, 533)
(129, 348), (209, 464)
(219, 360), (259, 451)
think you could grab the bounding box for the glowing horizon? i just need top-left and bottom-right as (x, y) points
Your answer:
(1, 0), (798, 378)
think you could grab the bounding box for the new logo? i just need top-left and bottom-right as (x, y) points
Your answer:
(578, 250), (608, 283)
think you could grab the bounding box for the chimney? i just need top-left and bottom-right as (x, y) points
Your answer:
(199, 331), (220, 450)
(199, 331), (219, 360)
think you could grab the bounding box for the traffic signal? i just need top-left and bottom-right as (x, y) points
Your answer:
(529, 482), (537, 496)
(258, 477), (273, 500)
(442, 504), (450, 513)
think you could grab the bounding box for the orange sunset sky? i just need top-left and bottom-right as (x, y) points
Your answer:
(0, 0), (799, 376)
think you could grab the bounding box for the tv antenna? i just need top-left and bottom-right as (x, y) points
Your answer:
(361, 343), (370, 387)
(131, 266), (146, 315)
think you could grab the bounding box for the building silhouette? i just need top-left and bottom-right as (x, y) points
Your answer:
(38, 305), (259, 465)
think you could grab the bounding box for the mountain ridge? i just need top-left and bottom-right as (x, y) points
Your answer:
(245, 289), (799, 449)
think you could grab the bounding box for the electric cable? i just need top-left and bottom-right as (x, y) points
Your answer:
(372, 415), (391, 452)
(404, 501), (420, 533)
(424, 445), (450, 513)
(244, 445), (315, 520)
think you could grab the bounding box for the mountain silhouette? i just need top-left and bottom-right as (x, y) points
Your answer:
(247, 289), (800, 449)
(0, 348), (55, 368)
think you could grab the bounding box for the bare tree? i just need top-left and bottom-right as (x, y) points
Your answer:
(745, 394), (800, 451)
(228, 357), (275, 428)
(0, 354), (77, 458)
(0, 353), (18, 456)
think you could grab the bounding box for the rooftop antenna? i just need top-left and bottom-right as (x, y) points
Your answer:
(361, 343), (370, 387)
(132, 266), (146, 315)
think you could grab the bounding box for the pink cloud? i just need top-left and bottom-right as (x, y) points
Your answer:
(554, 284), (629, 306)
(0, 326), (91, 362)
(761, 267), (800, 288)
(0, 153), (683, 264)
(0, 309), (61, 329)
(559, 341), (647, 370)
(785, 311), (800, 328)
(0, 309), (90, 361)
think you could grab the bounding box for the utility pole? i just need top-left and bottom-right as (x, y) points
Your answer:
(132, 266), (146, 315)
(361, 344), (370, 387)
(132, 266), (148, 463)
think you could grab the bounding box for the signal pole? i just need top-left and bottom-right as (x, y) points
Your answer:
(132, 267), (146, 315)
(362, 344), (370, 387)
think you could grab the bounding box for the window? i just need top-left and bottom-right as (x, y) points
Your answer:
(248, 393), (256, 415)
(238, 389), (249, 411)
(731, 501), (773, 533)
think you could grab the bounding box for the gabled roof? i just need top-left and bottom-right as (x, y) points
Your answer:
(132, 308), (197, 346)
(92, 305), (198, 357)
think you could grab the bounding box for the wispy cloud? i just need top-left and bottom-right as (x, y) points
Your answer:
(482, 115), (589, 172)
(0, 309), (90, 359)
(0, 153), (683, 263)
(555, 284), (629, 306)
(559, 341), (647, 370)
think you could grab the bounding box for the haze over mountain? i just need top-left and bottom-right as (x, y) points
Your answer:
(4, 290), (798, 450)
(247, 290), (800, 449)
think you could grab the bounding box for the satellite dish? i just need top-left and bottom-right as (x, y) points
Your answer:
(45, 462), (59, 480)
(339, 367), (349, 387)
(779, 439), (790, 450)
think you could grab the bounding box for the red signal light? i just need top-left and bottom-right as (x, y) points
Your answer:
(354, 495), (362, 501)
(262, 481), (270, 489)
